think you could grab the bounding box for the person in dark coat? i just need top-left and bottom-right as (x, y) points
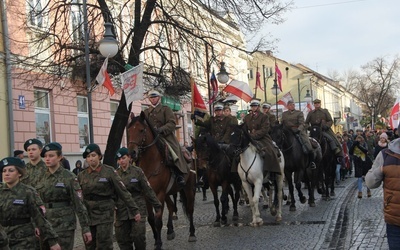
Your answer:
(73, 160), (84, 176)
(349, 135), (372, 198)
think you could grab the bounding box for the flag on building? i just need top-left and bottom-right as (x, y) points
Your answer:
(255, 66), (264, 91)
(302, 102), (313, 118)
(120, 63), (143, 110)
(208, 70), (218, 104)
(277, 91), (293, 108)
(275, 63), (282, 91)
(96, 57), (115, 96)
(223, 79), (253, 103)
(389, 97), (400, 129)
(191, 79), (208, 118)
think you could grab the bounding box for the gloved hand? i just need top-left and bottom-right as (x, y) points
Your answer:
(156, 128), (164, 135)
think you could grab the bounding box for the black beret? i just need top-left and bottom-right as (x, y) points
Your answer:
(0, 157), (26, 170)
(24, 138), (43, 151)
(83, 143), (101, 159)
(115, 147), (129, 160)
(13, 150), (24, 157)
(41, 142), (62, 157)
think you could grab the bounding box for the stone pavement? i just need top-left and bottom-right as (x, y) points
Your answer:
(73, 176), (389, 249)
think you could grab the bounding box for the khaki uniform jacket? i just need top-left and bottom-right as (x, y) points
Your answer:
(243, 110), (281, 173)
(0, 182), (58, 248)
(78, 164), (140, 226)
(36, 167), (90, 233)
(195, 115), (234, 143)
(115, 165), (161, 221)
(305, 107), (341, 147)
(281, 110), (311, 149)
(265, 112), (277, 126)
(143, 104), (188, 174)
(21, 159), (47, 189)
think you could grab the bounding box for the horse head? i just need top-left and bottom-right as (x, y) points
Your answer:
(194, 130), (221, 169)
(309, 126), (322, 142)
(270, 124), (285, 149)
(230, 124), (252, 155)
(127, 111), (160, 160)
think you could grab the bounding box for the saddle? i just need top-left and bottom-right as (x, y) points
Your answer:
(309, 137), (319, 149)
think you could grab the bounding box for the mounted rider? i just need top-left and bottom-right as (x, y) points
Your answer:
(305, 99), (343, 159)
(242, 98), (281, 180)
(143, 90), (188, 187)
(262, 102), (277, 126)
(281, 100), (316, 169)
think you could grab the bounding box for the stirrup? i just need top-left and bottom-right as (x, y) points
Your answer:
(309, 162), (316, 169)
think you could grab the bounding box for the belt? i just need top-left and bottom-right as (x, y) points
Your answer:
(1, 218), (31, 227)
(85, 194), (112, 201)
(45, 201), (71, 208)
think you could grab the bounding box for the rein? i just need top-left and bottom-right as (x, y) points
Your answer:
(128, 128), (160, 152)
(239, 147), (257, 184)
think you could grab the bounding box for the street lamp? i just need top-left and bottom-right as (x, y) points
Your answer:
(271, 79), (281, 117)
(98, 22), (119, 58)
(216, 61), (229, 84)
(297, 78), (312, 110)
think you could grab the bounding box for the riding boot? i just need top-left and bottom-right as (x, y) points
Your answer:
(308, 152), (316, 169)
(296, 134), (308, 154)
(175, 169), (186, 188)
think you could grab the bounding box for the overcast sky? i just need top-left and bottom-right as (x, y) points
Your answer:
(255, 0), (400, 76)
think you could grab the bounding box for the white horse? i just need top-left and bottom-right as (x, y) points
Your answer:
(231, 124), (285, 226)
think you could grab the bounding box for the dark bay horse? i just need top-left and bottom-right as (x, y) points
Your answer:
(309, 126), (337, 200)
(270, 124), (321, 210)
(127, 111), (196, 249)
(193, 132), (242, 226)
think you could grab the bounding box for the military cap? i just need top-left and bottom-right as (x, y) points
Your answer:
(115, 147), (129, 159)
(0, 157), (26, 170)
(249, 98), (261, 106)
(24, 138), (43, 151)
(313, 99), (321, 103)
(214, 103), (224, 110)
(40, 142), (62, 157)
(262, 103), (271, 109)
(13, 150), (24, 157)
(287, 100), (295, 105)
(83, 143), (101, 159)
(148, 90), (161, 98)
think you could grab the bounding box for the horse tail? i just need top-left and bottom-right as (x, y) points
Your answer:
(179, 189), (189, 218)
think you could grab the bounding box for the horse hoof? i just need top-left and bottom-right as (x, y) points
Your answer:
(283, 194), (288, 201)
(239, 200), (244, 206)
(203, 196), (207, 201)
(289, 206), (296, 211)
(232, 215), (239, 221)
(221, 219), (227, 225)
(167, 232), (175, 240)
(285, 201), (291, 206)
(188, 236), (197, 242)
(263, 204), (269, 209)
(276, 216), (282, 222)
(317, 188), (323, 194)
(300, 197), (307, 204)
(213, 221), (221, 227)
(330, 191), (335, 196)
(309, 202), (316, 207)
(270, 208), (277, 216)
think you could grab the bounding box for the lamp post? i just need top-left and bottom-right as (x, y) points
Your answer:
(271, 79), (281, 117)
(217, 61), (229, 84)
(263, 65), (267, 102)
(83, 0), (119, 144)
(297, 78), (312, 110)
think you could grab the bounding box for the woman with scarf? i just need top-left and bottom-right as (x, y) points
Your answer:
(374, 132), (389, 158)
(349, 135), (372, 198)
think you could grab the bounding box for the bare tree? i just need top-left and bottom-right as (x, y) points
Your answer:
(8, 0), (292, 165)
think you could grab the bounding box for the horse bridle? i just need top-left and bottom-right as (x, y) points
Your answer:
(128, 126), (160, 153)
(275, 130), (293, 153)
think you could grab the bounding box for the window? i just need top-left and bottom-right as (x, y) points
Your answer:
(28, 0), (48, 28)
(110, 101), (119, 122)
(34, 90), (51, 145)
(70, 1), (84, 44)
(77, 96), (89, 149)
(248, 68), (254, 79)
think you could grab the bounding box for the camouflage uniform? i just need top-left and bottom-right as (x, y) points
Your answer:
(195, 115), (234, 143)
(305, 108), (343, 156)
(0, 182), (58, 249)
(21, 159), (47, 188)
(143, 104), (188, 174)
(0, 225), (9, 250)
(77, 164), (140, 250)
(36, 167), (90, 250)
(115, 165), (162, 250)
(243, 110), (281, 174)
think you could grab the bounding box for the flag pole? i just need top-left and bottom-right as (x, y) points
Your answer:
(274, 58), (278, 117)
(205, 43), (212, 115)
(254, 62), (258, 98)
(263, 64), (267, 103)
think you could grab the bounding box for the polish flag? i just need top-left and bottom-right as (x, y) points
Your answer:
(389, 97), (400, 129)
(96, 57), (115, 96)
(277, 91), (293, 108)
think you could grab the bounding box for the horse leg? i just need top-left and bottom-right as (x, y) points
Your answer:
(219, 183), (229, 225)
(182, 172), (197, 242)
(294, 171), (307, 204)
(251, 180), (263, 227)
(286, 172), (296, 211)
(261, 185), (270, 210)
(165, 196), (176, 240)
(202, 186), (207, 201)
(171, 193), (178, 220)
(210, 182), (221, 227)
(275, 174), (284, 222)
(232, 181), (241, 222)
(149, 197), (164, 250)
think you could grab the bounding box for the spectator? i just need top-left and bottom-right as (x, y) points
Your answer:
(13, 150), (24, 160)
(61, 156), (71, 171)
(349, 135), (372, 198)
(373, 132), (389, 159)
(72, 160), (84, 175)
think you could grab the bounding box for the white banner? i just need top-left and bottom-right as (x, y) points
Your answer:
(120, 63), (144, 110)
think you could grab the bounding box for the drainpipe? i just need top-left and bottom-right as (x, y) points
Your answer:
(1, 0), (15, 153)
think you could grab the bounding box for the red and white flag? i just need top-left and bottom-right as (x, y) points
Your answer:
(302, 102), (313, 118)
(191, 79), (208, 117)
(275, 63), (282, 91)
(96, 57), (115, 96)
(223, 79), (253, 103)
(120, 63), (143, 110)
(277, 91), (293, 108)
(389, 97), (400, 129)
(208, 70), (218, 104)
(255, 67), (264, 91)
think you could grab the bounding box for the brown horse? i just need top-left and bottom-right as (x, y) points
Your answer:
(127, 111), (196, 250)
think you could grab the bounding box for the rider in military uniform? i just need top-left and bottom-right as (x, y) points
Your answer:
(38, 142), (92, 250)
(21, 138), (47, 188)
(78, 143), (141, 250)
(223, 105), (239, 127)
(281, 100), (316, 169)
(243, 98), (281, 179)
(262, 102), (277, 126)
(305, 99), (343, 158)
(143, 90), (188, 187)
(0, 157), (61, 250)
(114, 147), (162, 250)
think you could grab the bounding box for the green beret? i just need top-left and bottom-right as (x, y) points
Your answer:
(83, 143), (101, 159)
(0, 157), (26, 170)
(41, 142), (62, 157)
(313, 99), (321, 103)
(115, 147), (129, 159)
(24, 138), (43, 151)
